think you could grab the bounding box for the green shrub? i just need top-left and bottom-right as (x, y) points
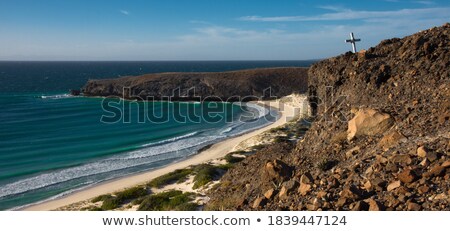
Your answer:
(192, 164), (219, 189)
(116, 186), (147, 201)
(147, 168), (193, 188)
(273, 136), (290, 143)
(137, 190), (196, 211)
(101, 197), (121, 210)
(87, 206), (103, 211)
(174, 203), (198, 211)
(91, 194), (112, 203)
(224, 154), (245, 164)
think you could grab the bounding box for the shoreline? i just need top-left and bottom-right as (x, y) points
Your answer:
(22, 99), (298, 211)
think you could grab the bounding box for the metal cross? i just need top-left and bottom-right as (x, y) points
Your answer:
(345, 32), (361, 53)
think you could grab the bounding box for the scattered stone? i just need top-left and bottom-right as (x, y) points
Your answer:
(252, 197), (267, 209)
(263, 160), (291, 182)
(417, 146), (428, 158)
(407, 202), (422, 211)
(347, 109), (394, 140)
(368, 199), (384, 211)
(390, 154), (412, 165)
(398, 169), (418, 183)
(351, 201), (369, 211)
(317, 191), (327, 199)
(363, 181), (372, 190)
(298, 183), (312, 196)
(264, 189), (277, 200)
(279, 180), (299, 198)
(379, 130), (406, 150)
(418, 185), (430, 194)
(442, 160), (450, 168)
(423, 166), (445, 178)
(346, 146), (361, 159)
(387, 181), (401, 191)
(433, 193), (447, 200)
(300, 172), (313, 184)
(420, 158), (429, 167)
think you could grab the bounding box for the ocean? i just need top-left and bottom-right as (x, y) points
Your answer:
(0, 61), (314, 210)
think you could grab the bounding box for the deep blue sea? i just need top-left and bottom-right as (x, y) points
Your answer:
(0, 61), (314, 210)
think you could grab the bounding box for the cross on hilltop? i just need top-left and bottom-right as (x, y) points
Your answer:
(345, 32), (361, 53)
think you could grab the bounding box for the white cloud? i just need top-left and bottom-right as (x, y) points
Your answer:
(239, 7), (449, 22)
(414, 1), (435, 5)
(120, 10), (130, 15)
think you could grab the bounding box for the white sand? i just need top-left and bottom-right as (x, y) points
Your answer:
(22, 100), (297, 211)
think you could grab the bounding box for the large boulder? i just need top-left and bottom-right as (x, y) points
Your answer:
(347, 109), (394, 140)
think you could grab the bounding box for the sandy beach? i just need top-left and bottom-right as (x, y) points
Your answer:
(22, 99), (300, 211)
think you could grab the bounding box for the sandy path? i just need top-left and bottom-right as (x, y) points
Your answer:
(22, 100), (296, 211)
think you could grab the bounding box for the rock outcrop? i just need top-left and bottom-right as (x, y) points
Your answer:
(207, 23), (450, 211)
(80, 68), (308, 101)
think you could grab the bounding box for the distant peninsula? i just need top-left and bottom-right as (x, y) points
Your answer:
(80, 67), (309, 101)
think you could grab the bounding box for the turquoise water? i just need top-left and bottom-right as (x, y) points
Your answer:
(0, 61), (312, 210)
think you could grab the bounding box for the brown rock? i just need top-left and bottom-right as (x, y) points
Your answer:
(423, 166), (445, 178)
(441, 160), (450, 168)
(420, 158), (429, 167)
(340, 186), (361, 200)
(298, 183), (312, 196)
(279, 180), (299, 198)
(407, 202), (421, 211)
(263, 159), (291, 182)
(300, 172), (313, 184)
(327, 177), (340, 189)
(418, 185), (430, 194)
(398, 169), (418, 183)
(347, 109), (394, 140)
(252, 197), (267, 209)
(264, 189), (277, 200)
(317, 191), (327, 199)
(336, 198), (348, 208)
(390, 154), (412, 165)
(387, 181), (401, 191)
(368, 199), (384, 211)
(438, 111), (449, 125)
(345, 146), (361, 159)
(379, 130), (406, 150)
(417, 146), (428, 158)
(352, 201), (369, 211)
(363, 181), (372, 190)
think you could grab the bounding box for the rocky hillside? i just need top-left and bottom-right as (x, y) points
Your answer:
(207, 23), (449, 211)
(81, 68), (308, 101)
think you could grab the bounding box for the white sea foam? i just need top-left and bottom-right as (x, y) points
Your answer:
(141, 132), (199, 147)
(39, 94), (73, 99)
(0, 133), (222, 198)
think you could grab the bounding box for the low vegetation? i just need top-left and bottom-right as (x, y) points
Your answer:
(223, 153), (245, 164)
(147, 169), (193, 188)
(138, 190), (198, 211)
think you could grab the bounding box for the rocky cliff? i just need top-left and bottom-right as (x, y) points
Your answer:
(81, 68), (308, 101)
(207, 23), (450, 211)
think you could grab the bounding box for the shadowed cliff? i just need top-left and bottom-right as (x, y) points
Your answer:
(81, 67), (309, 101)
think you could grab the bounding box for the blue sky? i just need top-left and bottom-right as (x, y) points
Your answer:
(0, 0), (449, 60)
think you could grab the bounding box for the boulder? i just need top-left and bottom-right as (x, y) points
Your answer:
(379, 130), (406, 150)
(347, 109), (394, 140)
(398, 169), (418, 183)
(262, 159), (291, 183)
